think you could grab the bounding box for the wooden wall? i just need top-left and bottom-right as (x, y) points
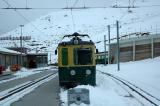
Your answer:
(120, 47), (133, 62)
(135, 44), (151, 60)
(154, 42), (160, 57)
(110, 39), (160, 63)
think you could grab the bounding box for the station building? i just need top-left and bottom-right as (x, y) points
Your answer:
(6, 47), (48, 68)
(26, 53), (48, 68)
(110, 33), (160, 63)
(0, 47), (26, 70)
(0, 47), (48, 71)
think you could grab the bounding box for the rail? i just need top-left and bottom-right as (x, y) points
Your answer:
(0, 72), (57, 104)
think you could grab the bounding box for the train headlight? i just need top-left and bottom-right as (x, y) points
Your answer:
(70, 70), (76, 75)
(86, 69), (91, 75)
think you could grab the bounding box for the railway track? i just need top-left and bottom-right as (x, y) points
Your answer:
(0, 69), (46, 85)
(97, 70), (160, 106)
(0, 72), (57, 105)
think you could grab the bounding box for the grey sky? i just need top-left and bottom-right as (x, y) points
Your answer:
(0, 0), (114, 35)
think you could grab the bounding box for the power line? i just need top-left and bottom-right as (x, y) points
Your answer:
(82, 0), (86, 8)
(2, 0), (48, 37)
(69, 0), (81, 32)
(15, 10), (47, 36)
(0, 6), (136, 10)
(70, 9), (76, 32)
(120, 12), (160, 27)
(1, 4), (160, 10)
(72, 0), (79, 7)
(26, 0), (28, 8)
(66, 0), (69, 8)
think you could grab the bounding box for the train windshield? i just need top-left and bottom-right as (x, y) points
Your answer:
(74, 48), (93, 65)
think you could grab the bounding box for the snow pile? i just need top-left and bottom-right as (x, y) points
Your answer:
(14, 66), (55, 78)
(97, 57), (160, 99)
(60, 81), (129, 106)
(13, 68), (42, 78)
(60, 57), (160, 106)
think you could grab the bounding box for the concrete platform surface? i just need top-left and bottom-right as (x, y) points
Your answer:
(11, 76), (60, 106)
(0, 70), (57, 92)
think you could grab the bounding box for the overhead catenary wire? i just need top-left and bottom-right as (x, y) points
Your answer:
(1, 0), (160, 39)
(2, 0), (48, 38)
(26, 0), (28, 8)
(1, 4), (160, 10)
(132, 0), (136, 7)
(72, 0), (79, 7)
(70, 9), (76, 32)
(65, 0), (69, 8)
(69, 0), (81, 32)
(82, 0), (86, 8)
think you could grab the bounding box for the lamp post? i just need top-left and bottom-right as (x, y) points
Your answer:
(104, 35), (107, 65)
(20, 25), (24, 66)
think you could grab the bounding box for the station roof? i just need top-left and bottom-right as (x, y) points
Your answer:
(0, 47), (23, 55)
(26, 53), (47, 56)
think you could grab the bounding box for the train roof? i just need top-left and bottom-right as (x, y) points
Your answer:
(62, 32), (90, 39)
(58, 40), (94, 46)
(59, 32), (95, 46)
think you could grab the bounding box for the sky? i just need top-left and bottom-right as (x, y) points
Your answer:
(0, 0), (116, 35)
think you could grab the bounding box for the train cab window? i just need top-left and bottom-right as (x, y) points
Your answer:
(74, 48), (92, 65)
(62, 48), (68, 65)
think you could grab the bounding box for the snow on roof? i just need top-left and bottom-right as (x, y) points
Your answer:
(0, 47), (22, 55)
(27, 53), (48, 56)
(111, 33), (160, 45)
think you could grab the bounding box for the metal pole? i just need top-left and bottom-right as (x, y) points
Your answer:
(20, 25), (24, 66)
(104, 35), (107, 65)
(151, 38), (154, 59)
(156, 24), (157, 36)
(50, 52), (51, 64)
(108, 25), (110, 64)
(133, 41), (135, 61)
(26, 0), (28, 8)
(116, 21), (120, 71)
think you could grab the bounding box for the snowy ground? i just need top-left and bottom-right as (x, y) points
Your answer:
(60, 57), (160, 106)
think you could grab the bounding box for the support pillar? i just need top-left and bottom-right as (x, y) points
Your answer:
(133, 41), (135, 61)
(151, 38), (154, 58)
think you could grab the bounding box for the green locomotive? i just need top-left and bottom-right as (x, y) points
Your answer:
(95, 52), (114, 64)
(56, 32), (96, 87)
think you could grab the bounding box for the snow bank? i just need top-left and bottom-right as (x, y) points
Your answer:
(60, 57), (160, 106)
(97, 57), (160, 100)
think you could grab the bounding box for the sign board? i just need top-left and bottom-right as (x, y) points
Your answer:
(0, 36), (31, 40)
(68, 88), (90, 106)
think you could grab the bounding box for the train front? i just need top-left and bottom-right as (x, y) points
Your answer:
(57, 33), (96, 88)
